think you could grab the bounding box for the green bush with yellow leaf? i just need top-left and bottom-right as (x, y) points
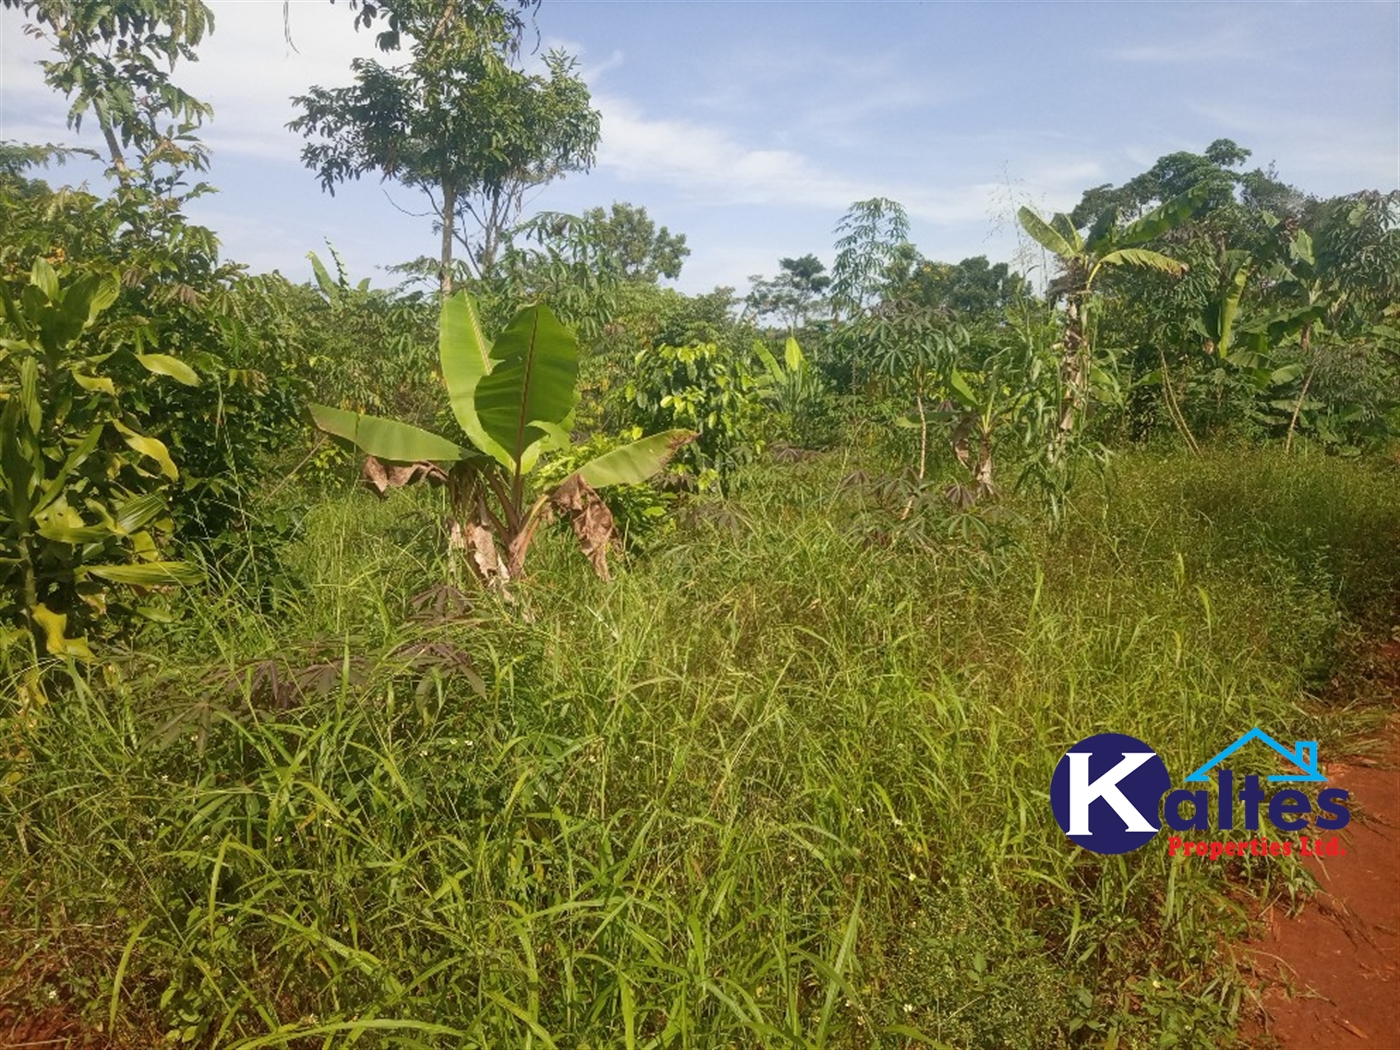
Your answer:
(0, 259), (201, 680)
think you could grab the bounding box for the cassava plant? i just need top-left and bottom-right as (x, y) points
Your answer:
(311, 292), (692, 585)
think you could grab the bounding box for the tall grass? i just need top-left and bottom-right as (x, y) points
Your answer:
(2, 446), (1396, 1048)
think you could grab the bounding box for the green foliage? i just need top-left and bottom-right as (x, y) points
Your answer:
(830, 197), (910, 319)
(298, 247), (440, 429)
(289, 6), (600, 284)
(573, 201), (690, 282)
(4, 449), (1395, 1046)
(532, 427), (677, 552)
(751, 335), (833, 447)
(882, 253), (1032, 321)
(626, 341), (765, 492)
(0, 260), (200, 675)
(313, 293), (692, 581)
(3, 0), (214, 173)
(746, 253), (831, 330)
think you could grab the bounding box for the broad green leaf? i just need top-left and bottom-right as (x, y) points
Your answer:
(87, 276), (119, 320)
(309, 403), (469, 463)
(115, 491), (169, 534)
(113, 420), (178, 480)
(948, 369), (978, 410)
(1290, 229), (1315, 268)
(31, 603), (94, 660)
(35, 424), (104, 515)
(1096, 248), (1186, 274)
(752, 339), (782, 381)
(474, 304), (578, 475)
(1085, 205), (1120, 253)
(784, 335), (805, 372)
(1216, 263), (1252, 357)
(577, 430), (696, 488)
(529, 420), (573, 453)
(439, 293), (509, 466)
(308, 250), (336, 298)
(0, 401), (37, 523)
(1017, 207), (1075, 259)
(19, 355), (41, 435)
(1051, 213), (1083, 253)
(81, 561), (205, 586)
(1116, 184), (1211, 247)
(30, 258), (58, 301)
(136, 353), (200, 386)
(35, 501), (113, 544)
(72, 373), (116, 396)
(1270, 363), (1307, 385)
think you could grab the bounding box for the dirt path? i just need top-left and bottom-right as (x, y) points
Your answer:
(1244, 644), (1400, 1049)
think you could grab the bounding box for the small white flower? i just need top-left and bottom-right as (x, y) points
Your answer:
(903, 1003), (914, 1014)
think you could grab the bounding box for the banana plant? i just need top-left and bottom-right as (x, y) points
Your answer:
(752, 334), (822, 419)
(311, 292), (693, 584)
(1, 259), (203, 670)
(1018, 184), (1205, 448)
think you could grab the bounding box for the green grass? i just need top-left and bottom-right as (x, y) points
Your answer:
(2, 445), (1397, 1048)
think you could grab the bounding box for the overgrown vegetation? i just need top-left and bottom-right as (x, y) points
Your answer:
(2, 2), (1398, 1047)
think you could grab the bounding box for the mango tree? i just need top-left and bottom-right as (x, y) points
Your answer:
(311, 293), (692, 585)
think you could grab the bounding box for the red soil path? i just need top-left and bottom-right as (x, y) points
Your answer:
(1245, 643), (1400, 1049)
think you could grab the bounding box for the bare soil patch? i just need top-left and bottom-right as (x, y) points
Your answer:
(1244, 642), (1400, 1049)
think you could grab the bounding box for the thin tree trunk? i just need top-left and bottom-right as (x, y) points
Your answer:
(440, 180), (456, 296)
(100, 121), (131, 178)
(1054, 298), (1087, 460)
(1284, 327), (1316, 455)
(1158, 346), (1199, 455)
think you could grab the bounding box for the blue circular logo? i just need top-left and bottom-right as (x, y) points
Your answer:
(1050, 733), (1170, 855)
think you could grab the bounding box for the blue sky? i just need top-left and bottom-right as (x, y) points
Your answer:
(3, 1), (1397, 295)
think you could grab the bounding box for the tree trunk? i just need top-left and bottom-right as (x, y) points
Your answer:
(1284, 325), (1316, 454)
(1055, 296), (1088, 457)
(440, 180), (457, 296)
(100, 120), (131, 178)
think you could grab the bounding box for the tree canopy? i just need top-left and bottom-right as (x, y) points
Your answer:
(288, 0), (599, 290)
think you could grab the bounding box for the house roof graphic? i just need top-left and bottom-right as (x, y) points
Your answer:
(1184, 727), (1326, 783)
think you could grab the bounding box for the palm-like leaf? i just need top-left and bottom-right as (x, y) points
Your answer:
(309, 403), (470, 463)
(439, 293), (507, 465)
(1017, 207), (1076, 259)
(1051, 213), (1083, 253)
(1116, 184), (1211, 247)
(81, 561), (205, 585)
(577, 430), (696, 488)
(474, 303), (578, 476)
(1096, 248), (1187, 275)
